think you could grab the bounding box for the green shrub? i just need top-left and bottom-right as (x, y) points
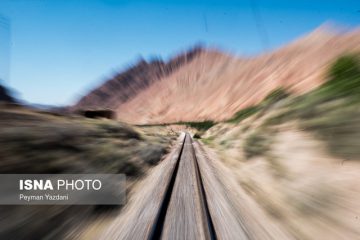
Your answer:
(227, 88), (290, 124)
(263, 87), (290, 105)
(243, 132), (270, 159)
(322, 54), (360, 99)
(328, 54), (360, 83)
(264, 54), (360, 160)
(181, 120), (216, 131)
(227, 105), (259, 123)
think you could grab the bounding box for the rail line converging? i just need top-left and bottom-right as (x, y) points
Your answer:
(149, 133), (217, 240)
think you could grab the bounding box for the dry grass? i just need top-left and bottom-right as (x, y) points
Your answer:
(0, 107), (176, 239)
(200, 57), (360, 237)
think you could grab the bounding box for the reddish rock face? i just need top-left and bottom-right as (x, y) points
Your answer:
(72, 47), (204, 111)
(73, 26), (360, 124)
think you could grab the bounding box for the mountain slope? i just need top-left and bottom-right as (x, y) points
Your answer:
(73, 47), (203, 111)
(74, 26), (360, 124)
(0, 84), (15, 103)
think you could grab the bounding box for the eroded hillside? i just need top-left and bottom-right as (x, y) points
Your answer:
(73, 26), (360, 124)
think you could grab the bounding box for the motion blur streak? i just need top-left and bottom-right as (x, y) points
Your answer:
(73, 26), (360, 124)
(1, 22), (360, 240)
(0, 106), (177, 239)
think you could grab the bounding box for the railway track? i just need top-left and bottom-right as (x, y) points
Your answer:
(101, 132), (260, 240)
(148, 133), (217, 240)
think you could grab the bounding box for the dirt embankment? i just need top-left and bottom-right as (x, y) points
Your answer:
(0, 106), (177, 239)
(200, 88), (360, 239)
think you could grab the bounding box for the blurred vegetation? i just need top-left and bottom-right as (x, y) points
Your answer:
(219, 54), (360, 160)
(243, 131), (271, 159)
(262, 87), (290, 106)
(266, 54), (360, 160)
(227, 87), (290, 123)
(200, 135), (216, 145)
(176, 121), (216, 140)
(0, 107), (176, 239)
(0, 109), (173, 176)
(139, 120), (216, 140)
(179, 120), (216, 131)
(139, 120), (216, 131)
(200, 55), (360, 239)
(227, 106), (260, 123)
(324, 54), (360, 99)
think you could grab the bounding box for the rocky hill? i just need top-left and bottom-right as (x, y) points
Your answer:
(73, 47), (203, 111)
(0, 84), (15, 103)
(73, 25), (360, 124)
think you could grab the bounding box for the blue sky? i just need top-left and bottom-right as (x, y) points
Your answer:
(0, 0), (359, 105)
